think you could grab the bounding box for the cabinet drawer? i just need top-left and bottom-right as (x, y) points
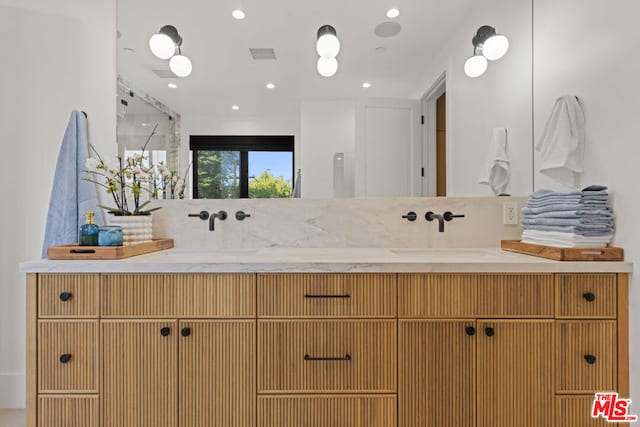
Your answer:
(556, 396), (609, 426)
(398, 274), (554, 318)
(556, 274), (617, 318)
(556, 321), (616, 393)
(38, 274), (99, 318)
(101, 274), (256, 318)
(38, 321), (98, 393)
(258, 395), (397, 427)
(258, 274), (396, 318)
(38, 395), (99, 427)
(258, 320), (396, 392)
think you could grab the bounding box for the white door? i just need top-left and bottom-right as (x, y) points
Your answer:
(355, 100), (421, 197)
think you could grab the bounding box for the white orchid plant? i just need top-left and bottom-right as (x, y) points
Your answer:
(83, 124), (188, 216)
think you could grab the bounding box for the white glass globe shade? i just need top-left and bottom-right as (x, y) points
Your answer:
(316, 34), (340, 58)
(149, 33), (175, 59)
(464, 55), (488, 78)
(317, 57), (338, 77)
(482, 34), (509, 61)
(170, 55), (193, 77)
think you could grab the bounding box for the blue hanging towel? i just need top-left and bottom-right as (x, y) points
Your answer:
(41, 111), (103, 257)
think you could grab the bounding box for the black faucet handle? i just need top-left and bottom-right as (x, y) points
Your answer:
(402, 212), (417, 222)
(188, 211), (210, 221)
(235, 211), (251, 221)
(443, 211), (465, 221)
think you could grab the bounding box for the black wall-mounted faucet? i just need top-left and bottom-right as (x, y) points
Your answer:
(425, 212), (445, 232)
(426, 211), (465, 232)
(209, 210), (228, 231)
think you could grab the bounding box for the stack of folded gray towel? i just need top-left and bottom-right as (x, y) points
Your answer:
(520, 185), (614, 248)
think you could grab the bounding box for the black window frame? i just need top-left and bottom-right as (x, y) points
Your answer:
(190, 135), (295, 199)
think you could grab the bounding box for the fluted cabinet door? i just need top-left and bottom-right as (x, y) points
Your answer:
(179, 320), (256, 427)
(399, 320), (476, 427)
(477, 320), (554, 427)
(102, 320), (178, 427)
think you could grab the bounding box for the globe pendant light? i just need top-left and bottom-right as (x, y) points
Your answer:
(317, 57), (338, 77)
(170, 53), (193, 77)
(464, 55), (488, 78)
(316, 25), (340, 58)
(149, 25), (181, 59)
(482, 34), (509, 61)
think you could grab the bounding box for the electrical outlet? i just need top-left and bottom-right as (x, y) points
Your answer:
(503, 201), (519, 225)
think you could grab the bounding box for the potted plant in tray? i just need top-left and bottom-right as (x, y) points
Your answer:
(83, 125), (163, 245)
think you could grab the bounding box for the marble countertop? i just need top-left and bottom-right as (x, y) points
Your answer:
(19, 248), (633, 273)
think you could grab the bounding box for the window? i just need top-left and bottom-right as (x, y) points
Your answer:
(190, 135), (295, 199)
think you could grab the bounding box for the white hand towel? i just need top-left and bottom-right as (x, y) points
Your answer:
(479, 128), (510, 195)
(535, 95), (585, 188)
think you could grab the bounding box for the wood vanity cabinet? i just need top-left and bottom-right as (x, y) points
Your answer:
(26, 272), (629, 427)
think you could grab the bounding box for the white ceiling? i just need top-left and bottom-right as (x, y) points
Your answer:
(117, 0), (474, 117)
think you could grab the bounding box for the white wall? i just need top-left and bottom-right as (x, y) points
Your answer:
(415, 0), (533, 197)
(533, 0), (640, 401)
(300, 100), (355, 198)
(0, 0), (115, 407)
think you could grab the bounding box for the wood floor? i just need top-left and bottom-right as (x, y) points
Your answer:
(0, 409), (25, 427)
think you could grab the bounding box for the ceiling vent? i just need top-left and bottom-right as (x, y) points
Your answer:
(152, 69), (175, 78)
(249, 48), (276, 60)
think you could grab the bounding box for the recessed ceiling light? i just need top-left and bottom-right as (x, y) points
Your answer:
(386, 8), (400, 18)
(362, 82), (372, 88)
(232, 9), (246, 19)
(232, 105), (240, 110)
(266, 83), (275, 89)
(167, 83), (177, 89)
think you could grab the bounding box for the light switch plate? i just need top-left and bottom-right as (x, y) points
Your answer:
(503, 201), (519, 225)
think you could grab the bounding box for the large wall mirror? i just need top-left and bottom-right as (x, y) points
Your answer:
(117, 0), (533, 199)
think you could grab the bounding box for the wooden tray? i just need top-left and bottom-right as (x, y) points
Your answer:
(501, 240), (623, 261)
(47, 238), (174, 260)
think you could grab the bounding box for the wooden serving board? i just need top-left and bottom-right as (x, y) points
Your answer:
(501, 240), (623, 261)
(47, 238), (174, 260)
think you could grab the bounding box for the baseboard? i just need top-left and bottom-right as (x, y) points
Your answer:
(0, 373), (25, 408)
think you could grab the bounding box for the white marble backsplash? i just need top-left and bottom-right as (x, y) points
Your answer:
(151, 197), (526, 249)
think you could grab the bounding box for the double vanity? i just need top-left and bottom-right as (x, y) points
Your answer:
(21, 248), (631, 427)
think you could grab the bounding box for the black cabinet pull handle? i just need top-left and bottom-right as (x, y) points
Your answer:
(485, 327), (495, 337)
(59, 354), (72, 364)
(181, 327), (191, 337)
(584, 354), (597, 365)
(59, 292), (72, 302)
(583, 292), (596, 302)
(304, 294), (351, 299)
(465, 326), (476, 336)
(160, 327), (171, 337)
(304, 354), (351, 361)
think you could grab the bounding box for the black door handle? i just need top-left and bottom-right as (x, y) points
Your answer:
(160, 327), (171, 337)
(304, 354), (351, 361)
(59, 292), (72, 302)
(485, 327), (495, 337)
(59, 354), (72, 364)
(465, 326), (476, 336)
(583, 292), (596, 302)
(584, 354), (597, 365)
(181, 327), (191, 337)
